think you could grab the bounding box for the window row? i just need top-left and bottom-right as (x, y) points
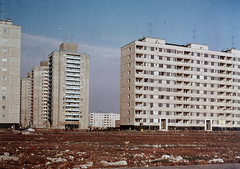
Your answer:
(136, 46), (237, 61)
(133, 102), (240, 110)
(136, 61), (240, 71)
(135, 111), (240, 117)
(136, 75), (240, 83)
(140, 95), (240, 103)
(135, 118), (240, 125)
(134, 86), (240, 96)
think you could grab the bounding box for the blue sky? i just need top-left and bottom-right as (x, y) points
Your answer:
(4, 0), (240, 113)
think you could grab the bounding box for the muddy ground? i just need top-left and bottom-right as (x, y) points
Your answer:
(0, 129), (240, 168)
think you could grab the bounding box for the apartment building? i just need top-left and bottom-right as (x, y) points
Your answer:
(48, 43), (89, 129)
(20, 74), (31, 128)
(0, 19), (21, 129)
(89, 113), (120, 128)
(31, 61), (49, 128)
(20, 61), (49, 129)
(121, 37), (240, 131)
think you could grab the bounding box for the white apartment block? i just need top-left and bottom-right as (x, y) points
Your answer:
(90, 113), (120, 128)
(31, 61), (49, 128)
(0, 19), (21, 129)
(20, 75), (31, 128)
(121, 37), (240, 131)
(48, 43), (89, 129)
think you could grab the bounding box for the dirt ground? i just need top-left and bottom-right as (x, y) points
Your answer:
(0, 129), (240, 168)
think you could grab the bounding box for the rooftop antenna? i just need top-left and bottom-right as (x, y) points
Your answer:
(231, 35), (235, 48)
(70, 35), (75, 43)
(192, 29), (197, 43)
(148, 16), (154, 37)
(63, 34), (69, 42)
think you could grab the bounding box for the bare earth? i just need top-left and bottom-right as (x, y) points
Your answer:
(0, 129), (240, 168)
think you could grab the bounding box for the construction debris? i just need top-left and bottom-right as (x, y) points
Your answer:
(0, 130), (240, 168)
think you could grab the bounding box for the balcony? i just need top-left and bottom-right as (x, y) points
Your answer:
(136, 45), (144, 50)
(66, 95), (80, 99)
(66, 73), (80, 77)
(66, 100), (80, 103)
(66, 68), (80, 73)
(66, 91), (80, 94)
(66, 60), (81, 64)
(65, 113), (80, 116)
(135, 86), (143, 91)
(65, 117), (79, 121)
(66, 78), (80, 82)
(65, 108), (80, 112)
(66, 82), (80, 85)
(66, 86), (80, 90)
(66, 64), (81, 68)
(65, 104), (79, 108)
(66, 55), (81, 60)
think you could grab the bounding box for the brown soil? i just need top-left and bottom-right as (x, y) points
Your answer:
(0, 130), (240, 168)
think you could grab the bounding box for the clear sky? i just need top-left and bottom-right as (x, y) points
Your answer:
(4, 0), (240, 113)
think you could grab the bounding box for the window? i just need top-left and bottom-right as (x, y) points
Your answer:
(2, 105), (6, 109)
(128, 47), (131, 51)
(3, 38), (7, 43)
(1, 115), (6, 119)
(2, 87), (6, 90)
(2, 67), (7, 71)
(127, 118), (130, 122)
(2, 77), (6, 81)
(2, 96), (6, 100)
(3, 29), (7, 33)
(2, 57), (7, 62)
(128, 55), (131, 59)
(2, 48), (7, 52)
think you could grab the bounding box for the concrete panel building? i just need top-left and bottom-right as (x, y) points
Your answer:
(0, 19), (21, 129)
(89, 113), (120, 128)
(31, 61), (49, 128)
(48, 43), (89, 129)
(121, 37), (240, 131)
(20, 74), (31, 128)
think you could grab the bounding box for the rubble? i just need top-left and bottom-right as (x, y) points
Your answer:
(0, 130), (239, 168)
(101, 160), (128, 166)
(209, 158), (224, 163)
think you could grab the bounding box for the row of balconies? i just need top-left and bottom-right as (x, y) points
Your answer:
(135, 48), (235, 62)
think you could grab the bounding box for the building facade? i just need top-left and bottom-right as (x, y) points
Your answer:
(31, 61), (49, 128)
(121, 37), (240, 131)
(89, 113), (120, 128)
(48, 43), (89, 129)
(0, 19), (21, 129)
(20, 76), (31, 128)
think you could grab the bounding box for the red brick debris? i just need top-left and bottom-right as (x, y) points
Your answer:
(0, 129), (240, 168)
